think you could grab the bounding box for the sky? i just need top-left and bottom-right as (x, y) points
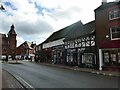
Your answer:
(0, 0), (115, 46)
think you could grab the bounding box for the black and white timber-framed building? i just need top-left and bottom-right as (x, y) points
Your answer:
(64, 21), (96, 68)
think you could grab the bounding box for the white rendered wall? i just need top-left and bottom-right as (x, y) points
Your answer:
(43, 38), (64, 49)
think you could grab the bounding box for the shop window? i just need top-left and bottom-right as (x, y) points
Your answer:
(82, 54), (93, 67)
(109, 8), (120, 20)
(110, 25), (120, 40)
(118, 52), (120, 63)
(104, 53), (109, 63)
(111, 54), (116, 64)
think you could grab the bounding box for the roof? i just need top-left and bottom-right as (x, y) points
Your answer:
(8, 24), (17, 35)
(0, 33), (6, 38)
(26, 41), (33, 49)
(17, 41), (35, 49)
(94, 1), (120, 12)
(64, 20), (95, 41)
(43, 20), (83, 43)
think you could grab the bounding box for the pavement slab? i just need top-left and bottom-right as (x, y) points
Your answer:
(2, 69), (25, 89)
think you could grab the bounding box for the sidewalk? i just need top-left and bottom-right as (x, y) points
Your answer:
(36, 62), (120, 77)
(2, 69), (26, 89)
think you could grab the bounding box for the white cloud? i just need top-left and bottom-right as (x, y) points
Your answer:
(16, 36), (25, 46)
(0, 0), (116, 46)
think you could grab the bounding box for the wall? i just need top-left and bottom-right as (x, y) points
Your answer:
(43, 38), (64, 49)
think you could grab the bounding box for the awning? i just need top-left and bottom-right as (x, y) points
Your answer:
(99, 40), (120, 49)
(29, 54), (35, 56)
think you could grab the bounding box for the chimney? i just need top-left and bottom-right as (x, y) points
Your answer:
(102, 0), (107, 5)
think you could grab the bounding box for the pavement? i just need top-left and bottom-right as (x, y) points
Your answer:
(1, 60), (120, 89)
(2, 69), (26, 89)
(0, 61), (26, 89)
(34, 62), (120, 77)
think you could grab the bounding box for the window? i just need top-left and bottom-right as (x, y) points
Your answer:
(70, 41), (74, 48)
(75, 39), (78, 47)
(104, 53), (109, 63)
(82, 54), (93, 67)
(109, 8), (120, 20)
(118, 52), (120, 63)
(110, 25), (120, 40)
(111, 54), (116, 64)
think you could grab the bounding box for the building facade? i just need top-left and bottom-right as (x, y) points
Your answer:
(35, 0), (120, 71)
(36, 21), (83, 64)
(16, 41), (36, 60)
(64, 21), (96, 68)
(0, 24), (17, 60)
(95, 1), (120, 71)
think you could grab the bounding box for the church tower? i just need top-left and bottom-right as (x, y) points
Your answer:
(7, 24), (17, 59)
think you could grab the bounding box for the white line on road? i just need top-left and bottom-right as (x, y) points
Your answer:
(14, 75), (35, 90)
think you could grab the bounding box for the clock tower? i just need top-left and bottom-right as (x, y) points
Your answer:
(7, 24), (17, 60)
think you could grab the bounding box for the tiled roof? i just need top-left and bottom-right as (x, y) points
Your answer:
(64, 20), (95, 41)
(17, 41), (34, 49)
(43, 20), (83, 43)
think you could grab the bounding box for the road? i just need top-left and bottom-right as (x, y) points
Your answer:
(2, 61), (119, 88)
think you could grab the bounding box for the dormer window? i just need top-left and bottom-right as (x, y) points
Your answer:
(109, 8), (120, 20)
(110, 25), (120, 40)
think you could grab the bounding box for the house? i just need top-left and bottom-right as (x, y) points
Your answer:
(94, 0), (120, 71)
(35, 43), (44, 62)
(35, 0), (120, 71)
(16, 41), (36, 60)
(37, 20), (83, 64)
(64, 21), (96, 68)
(0, 24), (17, 61)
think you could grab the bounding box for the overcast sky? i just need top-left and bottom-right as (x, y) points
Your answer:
(0, 0), (115, 46)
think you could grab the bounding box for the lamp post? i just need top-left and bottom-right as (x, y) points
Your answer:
(0, 5), (5, 10)
(0, 4), (5, 60)
(0, 4), (5, 90)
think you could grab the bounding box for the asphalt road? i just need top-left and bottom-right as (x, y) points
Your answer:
(2, 61), (119, 88)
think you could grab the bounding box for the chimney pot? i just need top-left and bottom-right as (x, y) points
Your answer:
(102, 0), (107, 5)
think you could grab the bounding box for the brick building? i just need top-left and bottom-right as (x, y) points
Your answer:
(35, 0), (120, 71)
(0, 24), (17, 60)
(95, 1), (120, 71)
(16, 41), (36, 60)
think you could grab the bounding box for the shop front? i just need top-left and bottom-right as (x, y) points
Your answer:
(66, 48), (78, 66)
(52, 45), (64, 64)
(66, 47), (96, 68)
(99, 40), (120, 71)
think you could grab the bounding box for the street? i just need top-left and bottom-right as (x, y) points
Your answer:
(2, 61), (119, 88)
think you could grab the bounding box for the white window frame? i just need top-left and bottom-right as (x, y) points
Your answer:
(109, 8), (120, 20)
(110, 26), (120, 40)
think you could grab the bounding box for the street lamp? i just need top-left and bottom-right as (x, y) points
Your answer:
(0, 3), (5, 90)
(0, 4), (5, 61)
(0, 5), (5, 10)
